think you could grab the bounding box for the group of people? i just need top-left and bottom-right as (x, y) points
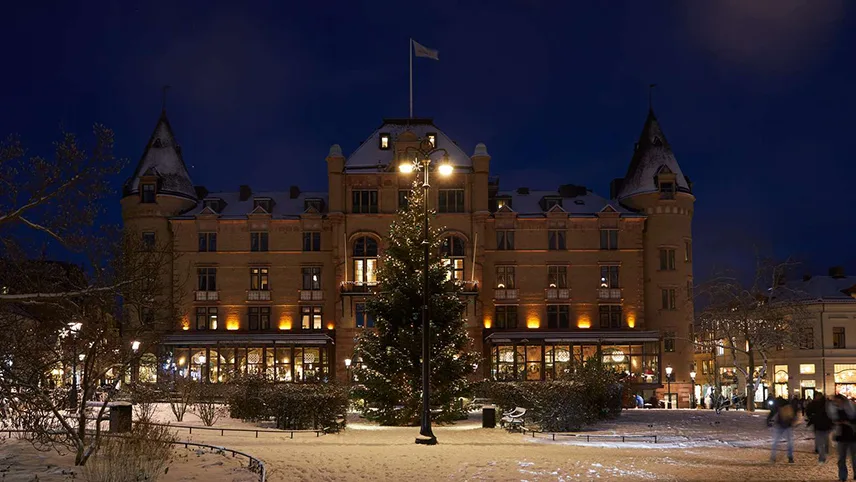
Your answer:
(768, 392), (856, 481)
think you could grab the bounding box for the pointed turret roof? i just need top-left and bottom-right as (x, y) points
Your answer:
(123, 110), (196, 200)
(615, 109), (691, 201)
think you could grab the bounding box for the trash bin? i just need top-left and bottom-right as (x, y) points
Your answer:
(482, 405), (496, 428)
(109, 402), (133, 433)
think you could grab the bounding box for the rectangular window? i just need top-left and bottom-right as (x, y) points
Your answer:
(495, 306), (518, 329)
(197, 267), (217, 291)
(303, 232), (321, 251)
(250, 267), (269, 291)
(547, 305), (569, 329)
(398, 190), (409, 210)
(355, 302), (375, 328)
(661, 288), (677, 310)
(600, 229), (618, 250)
(248, 307), (270, 331)
(548, 266), (568, 289)
(352, 190), (379, 214)
(495, 266), (515, 289)
(598, 305), (622, 329)
(659, 181), (675, 200)
(548, 230), (566, 250)
(198, 232), (217, 252)
(600, 266), (619, 288)
(800, 364), (816, 375)
(664, 331), (676, 352)
(438, 189), (465, 213)
(141, 184), (155, 203)
(659, 248), (676, 270)
(195, 307), (218, 330)
(379, 133), (390, 150)
(800, 328), (815, 349)
(834, 327), (846, 349)
(302, 267), (321, 290)
(426, 132), (436, 148)
(142, 232), (156, 249)
(685, 240), (692, 262)
(251, 232), (269, 252)
(496, 230), (515, 250)
(301, 306), (323, 330)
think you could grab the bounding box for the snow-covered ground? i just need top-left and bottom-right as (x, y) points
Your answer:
(3, 406), (841, 481)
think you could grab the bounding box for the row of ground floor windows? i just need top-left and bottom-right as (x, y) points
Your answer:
(157, 346), (332, 383)
(491, 342), (660, 383)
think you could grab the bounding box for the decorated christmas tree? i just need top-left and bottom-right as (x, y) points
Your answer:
(353, 180), (479, 425)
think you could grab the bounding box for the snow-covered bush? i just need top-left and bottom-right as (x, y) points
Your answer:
(225, 374), (270, 422)
(84, 423), (176, 482)
(267, 384), (348, 430)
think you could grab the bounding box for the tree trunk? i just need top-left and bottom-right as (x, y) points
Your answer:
(746, 343), (756, 412)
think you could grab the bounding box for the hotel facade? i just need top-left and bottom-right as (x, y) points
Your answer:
(122, 109), (697, 406)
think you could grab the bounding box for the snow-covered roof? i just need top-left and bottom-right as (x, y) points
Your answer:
(179, 190), (329, 219)
(496, 188), (638, 217)
(774, 275), (856, 303)
(616, 109), (691, 201)
(344, 118), (472, 172)
(124, 110), (196, 200)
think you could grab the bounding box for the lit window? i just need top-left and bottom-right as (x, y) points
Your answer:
(250, 267), (269, 291)
(302, 267), (321, 290)
(441, 235), (466, 280)
(800, 364), (815, 375)
(301, 306), (322, 330)
(495, 197), (512, 211)
(426, 133), (437, 148)
(141, 184), (156, 203)
(379, 133), (390, 150)
(353, 237), (378, 285)
(195, 307), (218, 330)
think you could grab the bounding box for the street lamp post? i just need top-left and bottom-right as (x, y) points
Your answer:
(665, 365), (673, 409)
(344, 358), (352, 385)
(690, 369), (697, 409)
(400, 142), (452, 446)
(67, 322), (82, 410)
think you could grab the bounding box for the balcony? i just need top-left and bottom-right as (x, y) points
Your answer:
(459, 280), (480, 295)
(545, 288), (570, 300)
(247, 290), (271, 301)
(299, 290), (324, 302)
(494, 288), (518, 301)
(194, 291), (219, 302)
(597, 288), (622, 300)
(340, 281), (378, 295)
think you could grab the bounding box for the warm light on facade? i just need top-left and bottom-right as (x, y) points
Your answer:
(327, 322), (335, 330)
(577, 315), (591, 329)
(226, 315), (240, 331)
(626, 313), (636, 329)
(526, 317), (540, 329)
(279, 316), (292, 330)
(181, 316), (190, 331)
(483, 317), (492, 329)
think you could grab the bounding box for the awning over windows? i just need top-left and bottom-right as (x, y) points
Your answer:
(485, 330), (660, 343)
(161, 333), (332, 346)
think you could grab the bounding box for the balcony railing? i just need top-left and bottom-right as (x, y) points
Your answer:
(459, 280), (479, 294)
(545, 288), (570, 300)
(494, 288), (519, 300)
(195, 291), (219, 301)
(299, 290), (324, 301)
(340, 281), (378, 294)
(247, 290), (271, 301)
(597, 288), (622, 300)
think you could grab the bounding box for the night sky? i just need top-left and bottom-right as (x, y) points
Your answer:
(2, 1), (854, 282)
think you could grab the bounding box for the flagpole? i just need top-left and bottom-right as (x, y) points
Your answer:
(409, 38), (413, 118)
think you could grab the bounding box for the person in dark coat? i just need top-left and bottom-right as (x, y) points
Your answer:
(831, 394), (856, 481)
(805, 392), (832, 463)
(770, 396), (796, 463)
(767, 396), (785, 426)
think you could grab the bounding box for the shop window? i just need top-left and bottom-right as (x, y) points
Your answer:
(800, 364), (815, 375)
(600, 229), (618, 250)
(138, 353), (158, 384)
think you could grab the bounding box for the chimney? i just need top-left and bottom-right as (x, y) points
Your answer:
(194, 185), (209, 200)
(239, 185), (252, 201)
(517, 187), (529, 195)
(290, 186), (301, 199)
(829, 266), (846, 279)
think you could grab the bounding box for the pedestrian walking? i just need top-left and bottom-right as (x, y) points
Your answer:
(805, 392), (832, 463)
(832, 394), (856, 481)
(770, 396), (796, 463)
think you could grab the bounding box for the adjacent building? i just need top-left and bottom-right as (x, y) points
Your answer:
(121, 108), (697, 406)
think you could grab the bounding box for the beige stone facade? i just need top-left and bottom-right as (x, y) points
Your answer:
(122, 110), (696, 406)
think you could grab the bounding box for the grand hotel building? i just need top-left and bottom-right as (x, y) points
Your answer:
(121, 108), (696, 406)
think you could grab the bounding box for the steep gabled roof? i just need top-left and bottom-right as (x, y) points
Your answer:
(343, 118), (472, 172)
(124, 110), (196, 200)
(616, 109), (691, 201)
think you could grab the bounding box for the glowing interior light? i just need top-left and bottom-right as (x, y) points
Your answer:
(438, 163), (453, 176)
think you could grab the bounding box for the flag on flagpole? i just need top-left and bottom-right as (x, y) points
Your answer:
(412, 40), (439, 60)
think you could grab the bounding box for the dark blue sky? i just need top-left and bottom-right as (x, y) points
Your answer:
(2, 1), (854, 281)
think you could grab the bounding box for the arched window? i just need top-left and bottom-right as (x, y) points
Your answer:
(441, 235), (466, 280)
(353, 236), (378, 286)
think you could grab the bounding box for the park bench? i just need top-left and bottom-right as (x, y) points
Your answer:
(500, 407), (527, 431)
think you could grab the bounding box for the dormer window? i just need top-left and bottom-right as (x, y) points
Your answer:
(141, 184), (156, 203)
(659, 182), (675, 200)
(304, 198), (323, 212)
(203, 199), (221, 213)
(496, 197), (512, 210)
(379, 133), (390, 150)
(543, 197), (562, 210)
(253, 198), (272, 213)
(426, 133), (437, 148)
